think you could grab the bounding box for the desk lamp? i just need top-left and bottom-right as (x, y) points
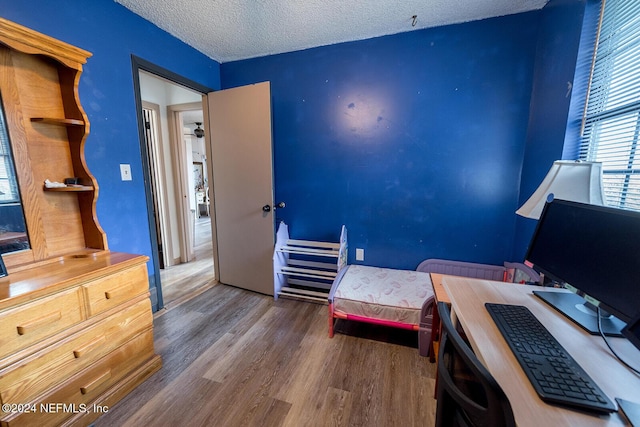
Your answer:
(516, 160), (605, 220)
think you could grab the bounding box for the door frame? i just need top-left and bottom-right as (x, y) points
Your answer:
(131, 55), (214, 310)
(142, 101), (173, 267)
(167, 102), (203, 264)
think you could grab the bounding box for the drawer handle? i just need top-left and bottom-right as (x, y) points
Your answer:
(80, 370), (111, 395)
(104, 286), (126, 300)
(73, 334), (106, 359)
(16, 311), (62, 335)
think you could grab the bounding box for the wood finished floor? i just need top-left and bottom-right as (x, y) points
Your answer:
(159, 215), (216, 309)
(94, 217), (438, 426)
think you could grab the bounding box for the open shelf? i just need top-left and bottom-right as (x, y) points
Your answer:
(274, 222), (347, 303)
(30, 117), (85, 126)
(43, 185), (93, 192)
(275, 239), (340, 258)
(277, 286), (332, 303)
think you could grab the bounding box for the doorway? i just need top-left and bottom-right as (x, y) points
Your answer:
(132, 56), (215, 310)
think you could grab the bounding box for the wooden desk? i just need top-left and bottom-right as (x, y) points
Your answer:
(442, 275), (640, 427)
(428, 273), (450, 362)
(430, 273), (451, 304)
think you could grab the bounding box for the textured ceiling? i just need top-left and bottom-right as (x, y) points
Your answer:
(115, 0), (548, 63)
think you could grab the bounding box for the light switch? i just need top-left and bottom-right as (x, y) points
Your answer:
(120, 164), (132, 181)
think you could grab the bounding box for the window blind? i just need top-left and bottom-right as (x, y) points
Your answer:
(580, 0), (640, 211)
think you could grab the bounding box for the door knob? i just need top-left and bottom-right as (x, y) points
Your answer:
(263, 202), (285, 212)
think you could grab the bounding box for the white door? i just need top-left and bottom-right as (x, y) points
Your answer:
(206, 82), (275, 295)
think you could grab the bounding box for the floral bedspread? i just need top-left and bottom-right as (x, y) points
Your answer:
(332, 265), (434, 324)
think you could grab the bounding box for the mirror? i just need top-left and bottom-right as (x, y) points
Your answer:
(0, 92), (29, 254)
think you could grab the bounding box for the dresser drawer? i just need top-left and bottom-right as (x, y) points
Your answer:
(81, 263), (148, 316)
(0, 298), (152, 405)
(0, 288), (84, 360)
(1, 329), (156, 427)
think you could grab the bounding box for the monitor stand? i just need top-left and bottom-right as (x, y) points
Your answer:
(533, 291), (626, 337)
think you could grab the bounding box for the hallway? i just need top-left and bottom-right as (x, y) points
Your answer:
(159, 215), (215, 309)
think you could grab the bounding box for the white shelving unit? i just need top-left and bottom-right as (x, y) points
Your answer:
(274, 222), (347, 303)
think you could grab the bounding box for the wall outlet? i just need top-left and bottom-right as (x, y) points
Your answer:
(355, 248), (365, 261)
(120, 164), (132, 181)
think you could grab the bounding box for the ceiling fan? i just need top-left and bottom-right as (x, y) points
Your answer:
(185, 122), (205, 138)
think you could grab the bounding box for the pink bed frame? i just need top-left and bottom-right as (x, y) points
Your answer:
(328, 266), (435, 356)
(328, 259), (536, 357)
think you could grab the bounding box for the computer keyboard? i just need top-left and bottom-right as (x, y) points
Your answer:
(485, 303), (616, 414)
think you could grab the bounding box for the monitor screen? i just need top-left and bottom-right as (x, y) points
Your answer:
(525, 199), (640, 332)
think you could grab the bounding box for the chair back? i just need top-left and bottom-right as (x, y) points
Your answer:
(435, 302), (515, 427)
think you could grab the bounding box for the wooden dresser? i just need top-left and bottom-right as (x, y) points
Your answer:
(0, 18), (161, 426)
(0, 252), (161, 426)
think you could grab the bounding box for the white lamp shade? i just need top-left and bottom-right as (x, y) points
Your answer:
(516, 160), (605, 219)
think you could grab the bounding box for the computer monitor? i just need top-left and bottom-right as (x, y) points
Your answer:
(525, 199), (640, 337)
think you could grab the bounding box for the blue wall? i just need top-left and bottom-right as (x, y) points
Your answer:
(222, 14), (541, 270)
(513, 0), (588, 261)
(0, 0), (592, 283)
(0, 0), (221, 306)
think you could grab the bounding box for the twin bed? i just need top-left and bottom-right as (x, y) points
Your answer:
(328, 264), (435, 356)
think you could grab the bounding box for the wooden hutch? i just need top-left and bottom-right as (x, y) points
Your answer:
(0, 18), (161, 426)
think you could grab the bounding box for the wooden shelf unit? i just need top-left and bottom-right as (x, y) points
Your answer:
(274, 222), (347, 303)
(0, 18), (160, 426)
(0, 17), (106, 268)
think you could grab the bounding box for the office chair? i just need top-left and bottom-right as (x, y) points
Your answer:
(435, 302), (516, 427)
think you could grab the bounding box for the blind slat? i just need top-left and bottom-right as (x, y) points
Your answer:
(580, 0), (640, 212)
